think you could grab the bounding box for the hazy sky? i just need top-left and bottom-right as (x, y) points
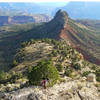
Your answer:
(0, 0), (100, 2)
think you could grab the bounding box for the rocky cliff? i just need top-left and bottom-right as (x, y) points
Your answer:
(0, 14), (51, 26)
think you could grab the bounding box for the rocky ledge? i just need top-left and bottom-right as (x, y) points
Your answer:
(0, 76), (100, 100)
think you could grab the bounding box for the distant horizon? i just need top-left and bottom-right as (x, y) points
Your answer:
(0, 0), (100, 3)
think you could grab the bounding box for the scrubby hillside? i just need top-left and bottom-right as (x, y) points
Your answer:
(11, 39), (84, 73)
(76, 19), (100, 31)
(0, 23), (43, 70)
(0, 39), (100, 100)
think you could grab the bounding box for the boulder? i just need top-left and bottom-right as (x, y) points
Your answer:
(87, 73), (96, 83)
(0, 93), (16, 100)
(27, 93), (43, 100)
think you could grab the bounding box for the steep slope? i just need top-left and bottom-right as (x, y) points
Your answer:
(76, 19), (100, 31)
(18, 9), (100, 65)
(60, 18), (100, 65)
(0, 23), (43, 70)
(0, 10), (100, 71)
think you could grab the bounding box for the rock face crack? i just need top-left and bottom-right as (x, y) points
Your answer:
(77, 90), (84, 100)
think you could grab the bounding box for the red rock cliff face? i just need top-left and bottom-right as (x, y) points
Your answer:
(59, 22), (100, 65)
(56, 11), (79, 46)
(52, 10), (100, 65)
(60, 24), (78, 45)
(53, 10), (78, 44)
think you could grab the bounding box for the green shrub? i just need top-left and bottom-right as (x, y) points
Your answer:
(30, 39), (35, 44)
(72, 63), (81, 70)
(95, 69), (100, 82)
(0, 71), (7, 81)
(13, 60), (18, 66)
(10, 73), (23, 83)
(28, 59), (59, 86)
(21, 41), (28, 47)
(82, 71), (91, 77)
(48, 53), (53, 57)
(56, 64), (64, 72)
(91, 65), (97, 70)
(42, 38), (52, 44)
(64, 67), (73, 77)
(51, 50), (58, 57)
(28, 66), (32, 72)
(10, 71), (16, 76)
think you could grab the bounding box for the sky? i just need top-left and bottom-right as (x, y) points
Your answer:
(0, 0), (100, 2)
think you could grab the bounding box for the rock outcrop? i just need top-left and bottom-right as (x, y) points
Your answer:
(1, 77), (100, 100)
(87, 73), (96, 83)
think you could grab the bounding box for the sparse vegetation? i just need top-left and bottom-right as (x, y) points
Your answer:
(0, 71), (7, 81)
(95, 69), (100, 82)
(72, 63), (81, 70)
(82, 71), (91, 77)
(13, 60), (18, 66)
